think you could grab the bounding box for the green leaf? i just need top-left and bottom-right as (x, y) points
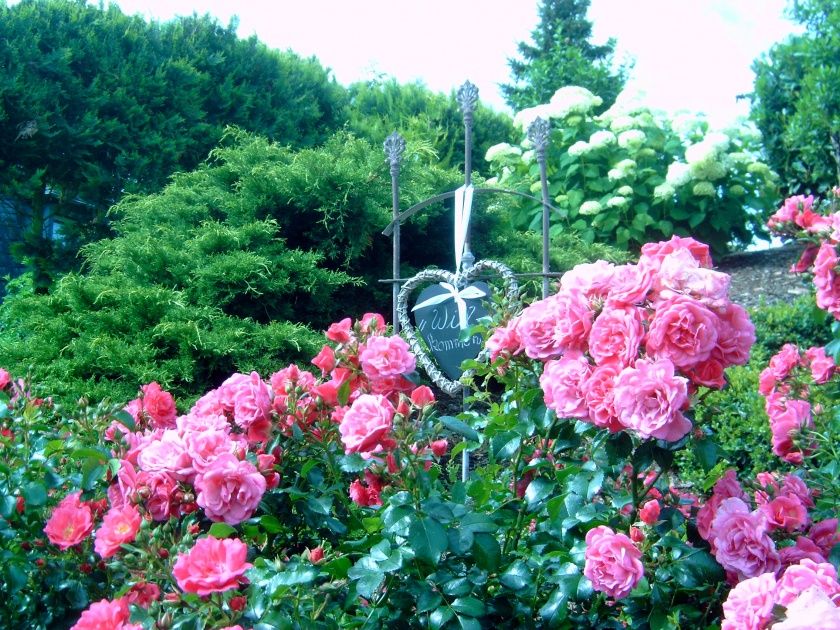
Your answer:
(500, 561), (532, 591)
(539, 584), (570, 625)
(208, 522), (237, 538)
(430, 608), (454, 629)
(525, 477), (554, 511)
(491, 431), (521, 460)
(348, 563), (385, 599)
(471, 533), (501, 572)
(23, 482), (47, 507)
(259, 515), (283, 533)
(416, 587), (443, 613)
(81, 457), (106, 491)
(4, 563), (27, 594)
(440, 416), (479, 443)
(451, 596), (485, 617)
(409, 517), (447, 565)
(649, 609), (676, 630)
(113, 409), (136, 431)
(272, 565), (318, 587)
(323, 556), (351, 579)
(692, 438), (722, 472)
(339, 453), (368, 473)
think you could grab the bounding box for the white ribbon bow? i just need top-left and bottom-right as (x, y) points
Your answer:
(412, 282), (487, 330)
(454, 184), (474, 271)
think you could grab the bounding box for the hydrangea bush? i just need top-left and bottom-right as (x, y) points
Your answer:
(1, 234), (839, 629)
(486, 86), (779, 254)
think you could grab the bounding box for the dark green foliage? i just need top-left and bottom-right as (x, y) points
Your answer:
(0, 0), (346, 288)
(750, 0), (840, 195)
(749, 294), (833, 362)
(501, 0), (627, 111)
(345, 78), (516, 175)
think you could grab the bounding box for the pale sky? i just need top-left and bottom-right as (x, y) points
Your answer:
(103, 0), (800, 126)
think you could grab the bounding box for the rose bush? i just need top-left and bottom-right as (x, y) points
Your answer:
(1, 234), (839, 628)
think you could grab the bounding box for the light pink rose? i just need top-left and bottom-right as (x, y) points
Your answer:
(94, 504), (142, 559)
(639, 236), (713, 270)
(141, 382), (177, 429)
(559, 260), (616, 299)
(184, 429), (239, 474)
(195, 453), (266, 525)
(654, 249), (731, 309)
(613, 358), (691, 441)
(270, 365), (316, 398)
(772, 586), (840, 630)
(517, 291), (593, 360)
(70, 598), (141, 630)
(136, 469), (178, 521)
(588, 306), (645, 368)
(176, 412), (230, 434)
(606, 263), (654, 305)
(359, 313), (387, 335)
(190, 388), (226, 418)
(805, 346), (835, 384)
(721, 572), (778, 630)
(172, 536), (252, 596)
(219, 372), (273, 439)
(582, 363), (623, 432)
(338, 394), (395, 455)
(583, 526), (644, 599)
(359, 335), (416, 380)
(137, 429), (193, 481)
(540, 353), (593, 419)
(646, 296), (719, 369)
(769, 399), (814, 464)
(776, 559), (840, 607)
(711, 497), (780, 579)
(714, 302), (755, 367)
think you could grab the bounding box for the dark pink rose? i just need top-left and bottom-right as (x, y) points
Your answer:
(814, 242), (840, 319)
(639, 500), (660, 525)
(613, 358), (691, 441)
(70, 598), (140, 630)
(805, 346), (835, 384)
(311, 345), (336, 375)
(359, 335), (416, 380)
(518, 291), (593, 360)
(141, 382), (177, 429)
(0, 368), (10, 390)
(583, 526), (644, 599)
(172, 536), (252, 596)
(762, 495), (808, 532)
(588, 306), (645, 368)
(711, 497), (780, 580)
(338, 394), (395, 455)
(94, 504), (142, 559)
(326, 317), (353, 343)
(195, 454), (266, 525)
(792, 243), (819, 273)
(359, 313), (387, 335)
(540, 353), (592, 419)
(486, 316), (523, 361)
(410, 386), (435, 407)
(646, 296), (719, 369)
(686, 357), (726, 389)
(808, 519), (840, 556)
(44, 491), (95, 550)
(780, 537), (827, 567)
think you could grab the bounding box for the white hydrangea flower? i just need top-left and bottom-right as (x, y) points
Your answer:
(589, 130), (617, 148)
(692, 181), (716, 197)
(637, 148), (657, 158)
(579, 200), (603, 215)
(484, 143), (522, 162)
(727, 151), (752, 164)
(521, 149), (535, 164)
(728, 184), (746, 196)
(654, 183), (675, 199)
(568, 141), (592, 157)
(685, 141), (719, 166)
(513, 104), (553, 130)
(666, 162), (692, 187)
(690, 159), (728, 181)
(615, 159), (637, 172)
(548, 86), (603, 118)
(609, 115), (637, 132)
(617, 185), (633, 196)
(608, 168), (626, 181)
(618, 129), (646, 150)
(748, 162), (771, 176)
(606, 196), (628, 208)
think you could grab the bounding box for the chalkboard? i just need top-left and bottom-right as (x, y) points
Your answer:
(412, 281), (490, 380)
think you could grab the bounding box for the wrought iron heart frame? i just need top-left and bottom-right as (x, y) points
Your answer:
(397, 259), (519, 395)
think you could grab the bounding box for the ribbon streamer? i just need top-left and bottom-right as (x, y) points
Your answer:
(412, 282), (486, 330)
(454, 184), (474, 271)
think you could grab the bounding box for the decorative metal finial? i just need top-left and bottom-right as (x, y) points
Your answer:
(527, 117), (551, 162)
(383, 131), (406, 174)
(456, 81), (479, 119)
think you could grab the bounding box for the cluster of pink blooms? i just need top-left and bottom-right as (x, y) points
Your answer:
(758, 343), (835, 464)
(486, 236), (754, 442)
(768, 190), (840, 320)
(721, 558), (840, 629)
(583, 526), (645, 599)
(697, 469), (839, 586)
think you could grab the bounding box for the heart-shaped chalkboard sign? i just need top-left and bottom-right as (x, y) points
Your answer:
(397, 260), (518, 395)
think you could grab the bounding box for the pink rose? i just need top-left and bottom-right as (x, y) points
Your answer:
(780, 473), (814, 507)
(639, 500), (661, 525)
(176, 411), (230, 434)
(326, 317), (353, 343)
(606, 263), (654, 305)
(311, 345), (336, 375)
(219, 372), (273, 440)
(776, 559), (840, 608)
(518, 291), (593, 360)
(359, 335), (416, 380)
(348, 471), (383, 507)
(410, 386), (436, 407)
(814, 242), (840, 319)
(94, 504), (142, 559)
(184, 429), (239, 474)
(195, 453), (266, 525)
(70, 598), (140, 630)
(137, 470), (178, 521)
(540, 353), (592, 419)
(769, 399), (814, 464)
(270, 365), (316, 399)
(339, 394), (395, 455)
(582, 363), (623, 432)
(780, 537), (828, 567)
(0, 368), (10, 390)
(172, 536), (252, 596)
(792, 243), (820, 273)
(646, 296), (719, 369)
(588, 306), (645, 368)
(486, 316), (523, 361)
(720, 572), (777, 630)
(559, 260), (616, 299)
(44, 491), (95, 550)
(762, 495), (808, 533)
(711, 498), (780, 579)
(805, 346), (835, 384)
(125, 582), (161, 609)
(141, 382), (177, 429)
(686, 357), (726, 388)
(613, 358), (691, 441)
(713, 303), (755, 367)
(639, 236), (713, 270)
(137, 429), (193, 481)
(359, 313), (387, 335)
(768, 344), (802, 381)
(772, 586), (840, 630)
(808, 519), (840, 556)
(583, 526), (644, 599)
(654, 249), (731, 309)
